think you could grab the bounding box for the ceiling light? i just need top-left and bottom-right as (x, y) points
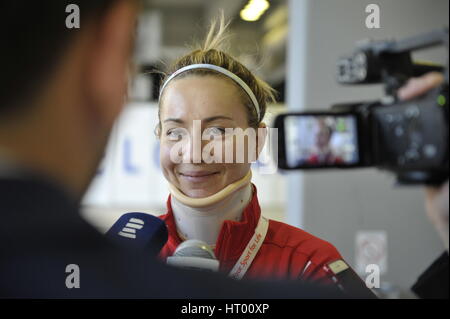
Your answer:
(240, 0), (270, 22)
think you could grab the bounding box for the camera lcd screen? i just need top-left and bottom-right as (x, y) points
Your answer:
(284, 114), (360, 168)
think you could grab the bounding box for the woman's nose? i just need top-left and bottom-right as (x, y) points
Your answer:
(180, 130), (204, 164)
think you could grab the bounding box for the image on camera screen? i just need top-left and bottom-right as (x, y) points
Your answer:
(285, 115), (359, 167)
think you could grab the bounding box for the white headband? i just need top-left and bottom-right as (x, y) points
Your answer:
(159, 63), (261, 121)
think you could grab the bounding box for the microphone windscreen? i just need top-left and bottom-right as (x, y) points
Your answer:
(167, 239), (219, 272)
(105, 212), (168, 256)
(323, 259), (378, 299)
(173, 239), (216, 259)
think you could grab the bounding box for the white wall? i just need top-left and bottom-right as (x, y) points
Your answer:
(287, 0), (448, 297)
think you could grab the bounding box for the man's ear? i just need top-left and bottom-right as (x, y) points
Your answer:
(256, 122), (268, 159)
(82, 0), (137, 129)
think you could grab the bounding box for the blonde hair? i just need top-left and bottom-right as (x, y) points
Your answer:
(158, 14), (277, 129)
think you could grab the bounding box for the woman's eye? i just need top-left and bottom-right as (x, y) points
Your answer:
(166, 128), (186, 141)
(204, 127), (225, 138)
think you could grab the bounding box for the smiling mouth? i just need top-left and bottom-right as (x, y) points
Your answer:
(178, 171), (220, 181)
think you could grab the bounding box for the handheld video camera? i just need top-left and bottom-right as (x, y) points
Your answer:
(275, 29), (449, 185)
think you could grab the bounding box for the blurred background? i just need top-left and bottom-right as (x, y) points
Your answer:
(81, 0), (449, 298)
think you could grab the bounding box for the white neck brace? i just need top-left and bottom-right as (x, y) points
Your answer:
(170, 173), (253, 247)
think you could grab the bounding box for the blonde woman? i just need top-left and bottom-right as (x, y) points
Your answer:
(156, 18), (345, 282)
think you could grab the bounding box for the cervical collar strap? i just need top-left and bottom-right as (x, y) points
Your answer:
(168, 170), (252, 208)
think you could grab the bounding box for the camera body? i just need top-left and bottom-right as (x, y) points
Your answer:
(275, 29), (449, 185)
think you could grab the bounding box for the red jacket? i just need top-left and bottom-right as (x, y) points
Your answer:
(158, 185), (343, 282)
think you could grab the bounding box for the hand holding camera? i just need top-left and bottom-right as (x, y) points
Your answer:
(398, 71), (449, 251)
(276, 29), (449, 186)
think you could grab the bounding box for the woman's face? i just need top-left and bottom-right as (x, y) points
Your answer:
(159, 75), (257, 198)
(316, 128), (332, 149)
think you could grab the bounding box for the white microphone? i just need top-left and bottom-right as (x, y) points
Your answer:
(166, 239), (219, 272)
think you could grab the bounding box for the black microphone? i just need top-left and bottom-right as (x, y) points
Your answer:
(322, 259), (378, 299)
(105, 212), (168, 256)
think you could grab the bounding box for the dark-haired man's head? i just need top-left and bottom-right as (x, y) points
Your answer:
(0, 1), (138, 199)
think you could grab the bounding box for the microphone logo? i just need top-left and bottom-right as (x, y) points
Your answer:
(118, 218), (145, 239)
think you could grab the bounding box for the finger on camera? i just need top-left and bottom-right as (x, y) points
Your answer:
(398, 72), (444, 101)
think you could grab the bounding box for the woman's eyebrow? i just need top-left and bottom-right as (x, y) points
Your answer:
(203, 116), (234, 123)
(163, 118), (184, 124)
(163, 116), (234, 124)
